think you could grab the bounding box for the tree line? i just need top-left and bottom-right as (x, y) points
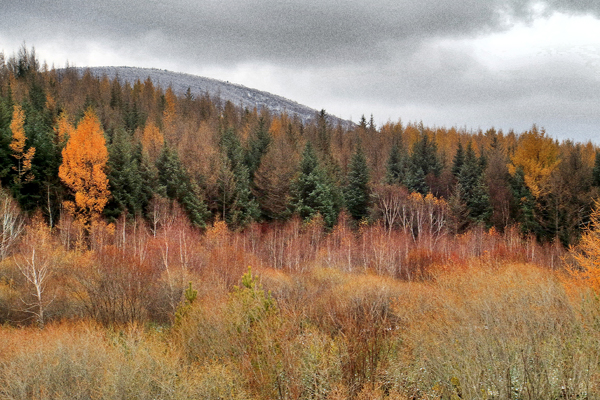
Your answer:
(1, 46), (599, 246)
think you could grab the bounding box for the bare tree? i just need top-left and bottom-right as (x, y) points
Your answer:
(14, 215), (54, 327)
(372, 185), (408, 233)
(0, 187), (24, 260)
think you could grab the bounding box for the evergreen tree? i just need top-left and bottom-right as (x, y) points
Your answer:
(384, 141), (406, 185)
(405, 127), (441, 194)
(344, 145), (370, 221)
(510, 166), (539, 236)
(156, 145), (209, 228)
(316, 109), (331, 155)
(404, 162), (428, 195)
(0, 89), (14, 182)
(593, 150), (600, 188)
(105, 129), (143, 220)
(358, 115), (368, 131)
(245, 117), (271, 179)
(447, 182), (470, 234)
(451, 141), (464, 178)
(290, 142), (339, 228)
(218, 128), (260, 228)
(457, 142), (492, 224)
(137, 146), (160, 213)
(11, 102), (60, 213)
(252, 144), (294, 221)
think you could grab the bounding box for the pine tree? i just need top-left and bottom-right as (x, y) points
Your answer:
(451, 141), (464, 178)
(23, 102), (63, 218)
(290, 142), (339, 228)
(252, 144), (294, 221)
(156, 145), (209, 228)
(344, 145), (370, 221)
(137, 146), (160, 215)
(510, 166), (539, 236)
(105, 129), (143, 220)
(404, 162), (428, 195)
(316, 109), (331, 155)
(593, 150), (600, 188)
(457, 142), (492, 224)
(245, 117), (271, 180)
(447, 182), (470, 234)
(384, 141), (406, 185)
(406, 127), (441, 194)
(217, 128), (260, 228)
(0, 90), (14, 181)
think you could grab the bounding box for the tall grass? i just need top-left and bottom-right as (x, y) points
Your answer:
(1, 216), (597, 399)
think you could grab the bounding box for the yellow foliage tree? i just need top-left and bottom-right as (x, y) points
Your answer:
(10, 104), (36, 184)
(141, 121), (164, 162)
(58, 109), (110, 230)
(571, 200), (600, 291)
(54, 111), (74, 145)
(508, 126), (560, 198)
(162, 86), (178, 141)
(268, 116), (283, 137)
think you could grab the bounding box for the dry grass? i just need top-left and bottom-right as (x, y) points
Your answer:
(1, 215), (598, 399)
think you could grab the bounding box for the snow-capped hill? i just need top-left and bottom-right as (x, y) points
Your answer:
(69, 66), (352, 127)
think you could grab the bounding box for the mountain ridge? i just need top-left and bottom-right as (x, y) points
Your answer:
(67, 66), (354, 128)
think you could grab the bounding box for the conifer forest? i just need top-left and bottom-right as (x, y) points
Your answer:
(2, 47), (600, 399)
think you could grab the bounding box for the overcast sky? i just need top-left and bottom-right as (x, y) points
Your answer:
(1, 0), (599, 143)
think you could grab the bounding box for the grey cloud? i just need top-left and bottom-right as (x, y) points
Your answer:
(1, 0), (599, 142)
(545, 0), (600, 16)
(0, 0), (562, 66)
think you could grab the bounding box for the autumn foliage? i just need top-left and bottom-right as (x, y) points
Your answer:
(58, 109), (110, 230)
(2, 46), (600, 398)
(9, 104), (35, 184)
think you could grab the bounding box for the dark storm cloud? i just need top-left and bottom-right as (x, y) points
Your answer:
(1, 0), (599, 141)
(0, 0), (573, 65)
(545, 0), (600, 16)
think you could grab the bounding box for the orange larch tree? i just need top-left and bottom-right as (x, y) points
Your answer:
(571, 200), (600, 291)
(54, 111), (74, 146)
(508, 126), (560, 199)
(141, 120), (163, 162)
(10, 104), (36, 184)
(58, 109), (110, 230)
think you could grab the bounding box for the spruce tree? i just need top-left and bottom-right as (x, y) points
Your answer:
(316, 109), (331, 155)
(593, 150), (600, 188)
(344, 145), (370, 221)
(218, 128), (260, 228)
(404, 162), (428, 195)
(8, 101), (60, 213)
(451, 141), (464, 178)
(105, 129), (143, 220)
(405, 127), (441, 194)
(510, 166), (539, 236)
(290, 142), (339, 228)
(245, 117), (271, 180)
(457, 142), (492, 224)
(137, 146), (160, 215)
(447, 182), (470, 234)
(0, 90), (13, 181)
(156, 145), (209, 228)
(252, 145), (294, 221)
(385, 141), (406, 185)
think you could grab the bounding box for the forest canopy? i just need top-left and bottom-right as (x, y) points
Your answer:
(3, 45), (600, 400)
(0, 47), (598, 245)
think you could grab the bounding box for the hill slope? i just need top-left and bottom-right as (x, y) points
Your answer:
(72, 66), (352, 127)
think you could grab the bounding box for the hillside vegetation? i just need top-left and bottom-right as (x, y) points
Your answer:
(1, 46), (600, 399)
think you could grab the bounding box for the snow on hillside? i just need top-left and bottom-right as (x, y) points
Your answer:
(70, 66), (353, 128)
